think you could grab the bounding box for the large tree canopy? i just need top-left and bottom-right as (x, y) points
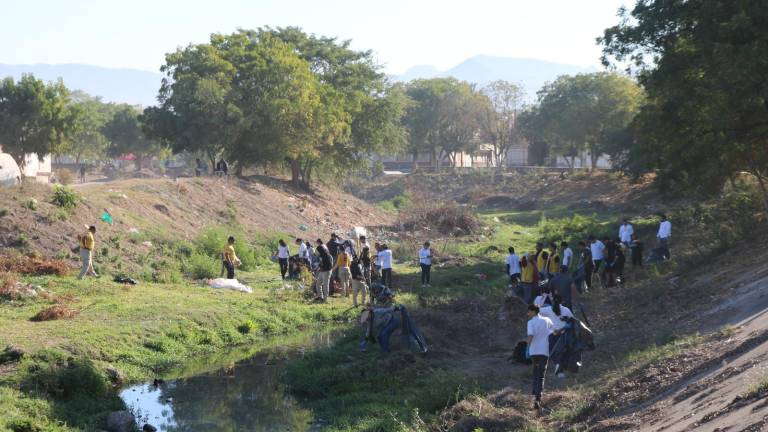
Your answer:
(600, 0), (768, 205)
(0, 74), (74, 167)
(148, 28), (406, 189)
(479, 80), (526, 169)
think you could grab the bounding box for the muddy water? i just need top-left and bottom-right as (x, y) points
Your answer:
(120, 330), (344, 431)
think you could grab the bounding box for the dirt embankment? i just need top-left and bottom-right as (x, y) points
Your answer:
(0, 176), (393, 261)
(356, 171), (661, 213)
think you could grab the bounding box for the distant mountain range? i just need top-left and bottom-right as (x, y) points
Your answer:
(0, 56), (598, 106)
(0, 63), (162, 107)
(393, 55), (599, 100)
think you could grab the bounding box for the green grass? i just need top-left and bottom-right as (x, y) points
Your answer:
(0, 275), (357, 431)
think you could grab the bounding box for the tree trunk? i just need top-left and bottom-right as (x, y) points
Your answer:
(412, 151), (419, 172)
(570, 156), (576, 172)
(590, 152), (598, 172)
(290, 158), (301, 188)
(235, 163), (244, 177)
(135, 154), (143, 171)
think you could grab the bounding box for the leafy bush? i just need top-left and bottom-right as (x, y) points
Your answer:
(537, 213), (612, 245)
(51, 186), (80, 209)
(152, 266), (183, 284)
(184, 253), (219, 279)
(237, 320), (256, 334)
(379, 193), (412, 212)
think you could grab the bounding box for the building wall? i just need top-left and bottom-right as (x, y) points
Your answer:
(22, 154), (52, 183)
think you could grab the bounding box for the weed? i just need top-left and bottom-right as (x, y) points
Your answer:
(184, 253), (219, 279)
(51, 186), (80, 209)
(22, 199), (38, 211)
(379, 192), (412, 212)
(56, 169), (74, 186)
(237, 320), (256, 334)
(46, 208), (70, 222)
(0, 208), (8, 217)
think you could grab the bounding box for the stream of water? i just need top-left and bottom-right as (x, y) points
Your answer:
(120, 330), (345, 431)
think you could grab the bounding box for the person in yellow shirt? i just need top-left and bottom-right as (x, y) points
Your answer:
(222, 236), (241, 280)
(77, 225), (98, 280)
(331, 248), (352, 297)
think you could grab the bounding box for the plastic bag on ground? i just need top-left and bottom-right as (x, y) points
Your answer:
(207, 278), (253, 293)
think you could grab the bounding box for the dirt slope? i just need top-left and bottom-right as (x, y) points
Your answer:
(604, 257), (768, 432)
(0, 176), (392, 260)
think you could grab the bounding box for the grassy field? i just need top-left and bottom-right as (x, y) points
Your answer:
(0, 268), (357, 431)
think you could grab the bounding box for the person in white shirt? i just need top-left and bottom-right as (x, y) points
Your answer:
(560, 241), (573, 272)
(506, 246), (521, 285)
(589, 235), (605, 284)
(527, 304), (553, 409)
(378, 244), (393, 289)
(295, 238), (309, 266)
(418, 241), (432, 287)
(538, 294), (575, 378)
(276, 239), (290, 280)
(657, 214), (672, 260)
(619, 218), (634, 248)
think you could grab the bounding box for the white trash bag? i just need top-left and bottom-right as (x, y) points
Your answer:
(207, 278), (253, 293)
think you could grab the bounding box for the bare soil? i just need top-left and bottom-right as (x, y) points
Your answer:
(0, 176), (393, 263)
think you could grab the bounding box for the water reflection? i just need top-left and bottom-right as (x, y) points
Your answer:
(120, 331), (342, 431)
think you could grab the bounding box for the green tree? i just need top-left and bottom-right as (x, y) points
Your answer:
(404, 78), (485, 169)
(525, 73), (642, 170)
(0, 74), (73, 167)
(263, 27), (407, 187)
(103, 106), (164, 170)
(64, 92), (112, 164)
(601, 0), (768, 207)
(479, 80), (526, 168)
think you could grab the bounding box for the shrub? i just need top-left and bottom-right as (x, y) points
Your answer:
(195, 226), (256, 271)
(184, 253), (219, 279)
(22, 199), (38, 211)
(153, 266), (183, 284)
(51, 186), (80, 209)
(56, 169), (74, 186)
(379, 193), (412, 212)
(0, 208), (8, 217)
(537, 214), (612, 245)
(237, 320), (256, 334)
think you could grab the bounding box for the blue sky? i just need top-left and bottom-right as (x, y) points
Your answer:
(1, 0), (629, 74)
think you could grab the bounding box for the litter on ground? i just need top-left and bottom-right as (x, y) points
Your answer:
(207, 278), (253, 293)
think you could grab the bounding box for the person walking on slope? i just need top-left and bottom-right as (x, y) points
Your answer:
(276, 239), (290, 280)
(657, 214), (672, 260)
(589, 235), (605, 288)
(331, 246), (353, 297)
(296, 238), (309, 267)
(222, 236), (241, 280)
(77, 225), (99, 279)
(378, 244), (393, 289)
(619, 218), (634, 248)
(315, 239), (333, 301)
(419, 241), (433, 287)
(575, 241), (593, 293)
(527, 304), (553, 410)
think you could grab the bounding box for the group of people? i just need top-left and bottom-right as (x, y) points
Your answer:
(513, 215), (672, 410)
(259, 233), (404, 307)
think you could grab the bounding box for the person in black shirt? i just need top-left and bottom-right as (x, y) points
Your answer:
(315, 239), (333, 301)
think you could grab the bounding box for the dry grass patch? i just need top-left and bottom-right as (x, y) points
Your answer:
(30, 304), (79, 322)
